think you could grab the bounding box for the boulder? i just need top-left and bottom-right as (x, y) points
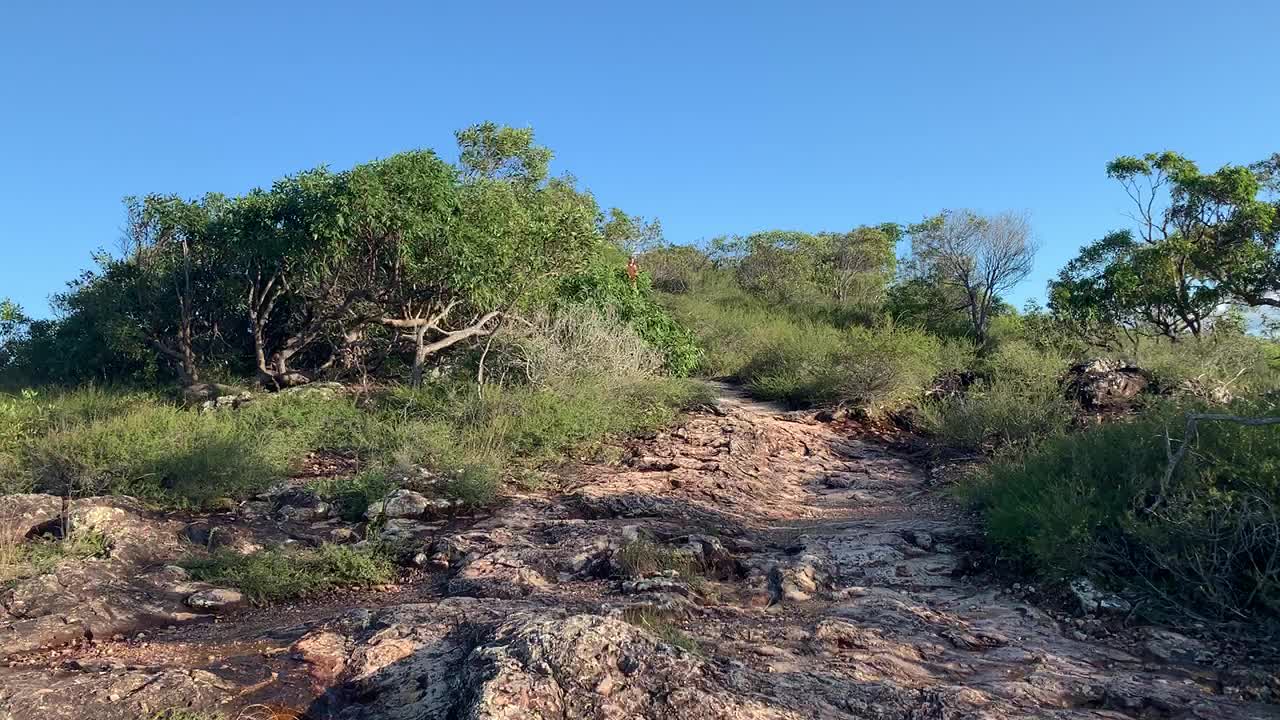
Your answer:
(368, 489), (431, 519)
(1069, 577), (1132, 615)
(181, 522), (261, 555)
(1065, 358), (1150, 411)
(682, 534), (738, 579)
(0, 494), (63, 542)
(270, 487), (332, 522)
(462, 614), (798, 719)
(1140, 627), (1209, 664)
(185, 588), (246, 611)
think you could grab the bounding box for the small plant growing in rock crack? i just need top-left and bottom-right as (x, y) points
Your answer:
(314, 470), (397, 522)
(622, 607), (701, 654)
(181, 543), (395, 604)
(615, 538), (700, 579)
(2, 526), (111, 584)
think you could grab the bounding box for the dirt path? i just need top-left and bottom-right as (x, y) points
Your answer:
(2, 384), (1275, 719)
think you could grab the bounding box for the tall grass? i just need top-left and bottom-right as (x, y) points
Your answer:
(2, 392), (400, 505)
(182, 544), (395, 604)
(378, 374), (710, 503)
(664, 288), (948, 411)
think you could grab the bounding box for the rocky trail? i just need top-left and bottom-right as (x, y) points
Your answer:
(1, 384), (1276, 719)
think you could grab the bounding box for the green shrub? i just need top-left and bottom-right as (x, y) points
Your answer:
(557, 257), (701, 375)
(966, 399), (1280, 621)
(1133, 331), (1280, 398)
(921, 340), (1073, 451)
(4, 392), (408, 507)
(314, 470), (398, 522)
(740, 324), (942, 410)
(664, 282), (943, 411)
(182, 544), (395, 604)
(922, 384), (1072, 451)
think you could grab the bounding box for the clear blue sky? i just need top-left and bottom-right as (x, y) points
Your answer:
(3, 1), (1277, 317)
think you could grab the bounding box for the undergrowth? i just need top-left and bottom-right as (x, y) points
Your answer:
(0, 372), (707, 508)
(964, 398), (1280, 623)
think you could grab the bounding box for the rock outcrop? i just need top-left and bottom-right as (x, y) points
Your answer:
(1065, 357), (1151, 410)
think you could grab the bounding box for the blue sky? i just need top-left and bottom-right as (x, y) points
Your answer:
(2, 1), (1277, 316)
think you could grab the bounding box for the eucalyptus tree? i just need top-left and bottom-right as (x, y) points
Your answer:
(1048, 152), (1278, 349)
(1105, 151), (1279, 309)
(907, 210), (1038, 344)
(1049, 230), (1220, 349)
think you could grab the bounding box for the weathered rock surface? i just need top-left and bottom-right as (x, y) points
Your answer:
(0, 498), (211, 657)
(0, 666), (234, 720)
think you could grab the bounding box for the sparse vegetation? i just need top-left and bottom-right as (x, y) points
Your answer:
(2, 126), (1279, 639)
(0, 366), (705, 509)
(621, 606), (701, 654)
(0, 526), (111, 585)
(181, 544), (396, 604)
(644, 155), (1280, 628)
(615, 539), (699, 579)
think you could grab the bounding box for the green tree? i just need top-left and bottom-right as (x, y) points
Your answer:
(818, 224), (899, 307)
(0, 298), (29, 372)
(455, 122), (551, 183)
(732, 230), (828, 303)
(1106, 151), (1279, 310)
(223, 167), (364, 388)
(117, 194), (234, 384)
(884, 277), (974, 339)
(603, 208), (663, 257)
(1048, 230), (1220, 349)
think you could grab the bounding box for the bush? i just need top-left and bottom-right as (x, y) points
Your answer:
(664, 283), (944, 411)
(375, 374), (707, 505)
(748, 324), (942, 409)
(640, 245), (712, 294)
(557, 256), (701, 375)
(965, 399), (1280, 621)
(1133, 331), (1280, 398)
(314, 470), (398, 522)
(182, 544), (395, 604)
(488, 306), (664, 387)
(1, 390), (413, 507)
(921, 340), (1073, 450)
